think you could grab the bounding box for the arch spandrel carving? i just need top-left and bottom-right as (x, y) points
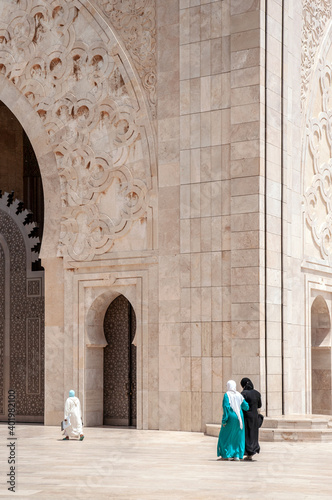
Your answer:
(302, 0), (331, 110)
(90, 0), (156, 116)
(302, 17), (332, 265)
(0, 0), (156, 262)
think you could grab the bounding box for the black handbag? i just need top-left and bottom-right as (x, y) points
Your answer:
(258, 413), (264, 428)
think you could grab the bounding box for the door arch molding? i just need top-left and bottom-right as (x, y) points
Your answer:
(0, 75), (61, 261)
(83, 278), (145, 428)
(85, 288), (137, 348)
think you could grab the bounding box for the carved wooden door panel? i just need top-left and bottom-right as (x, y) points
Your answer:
(0, 194), (44, 422)
(103, 295), (136, 426)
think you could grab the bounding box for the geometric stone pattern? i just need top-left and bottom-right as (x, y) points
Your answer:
(27, 278), (41, 297)
(26, 317), (41, 395)
(103, 295), (136, 424)
(0, 196), (44, 417)
(0, 0), (154, 261)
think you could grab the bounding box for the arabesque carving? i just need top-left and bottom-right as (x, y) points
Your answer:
(301, 0), (331, 108)
(0, 0), (155, 261)
(93, 0), (156, 116)
(304, 58), (332, 260)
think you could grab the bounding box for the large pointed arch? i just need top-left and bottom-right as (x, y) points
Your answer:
(0, 0), (157, 262)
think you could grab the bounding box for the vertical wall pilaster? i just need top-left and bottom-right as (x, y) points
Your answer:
(44, 257), (64, 425)
(177, 0), (230, 431)
(157, 0), (181, 430)
(230, 2), (265, 398)
(264, 0), (285, 416)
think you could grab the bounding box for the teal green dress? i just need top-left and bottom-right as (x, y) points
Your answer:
(217, 393), (249, 459)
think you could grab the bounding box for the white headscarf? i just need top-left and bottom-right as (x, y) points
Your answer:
(226, 380), (244, 429)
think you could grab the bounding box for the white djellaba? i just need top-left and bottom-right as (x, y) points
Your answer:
(63, 390), (84, 440)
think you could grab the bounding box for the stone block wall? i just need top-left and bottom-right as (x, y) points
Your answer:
(0, 0), (325, 430)
(156, 0), (308, 429)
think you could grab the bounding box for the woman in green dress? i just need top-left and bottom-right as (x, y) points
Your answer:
(217, 380), (249, 461)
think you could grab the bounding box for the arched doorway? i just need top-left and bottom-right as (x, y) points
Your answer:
(103, 295), (136, 426)
(311, 296), (331, 415)
(0, 101), (44, 243)
(0, 102), (44, 422)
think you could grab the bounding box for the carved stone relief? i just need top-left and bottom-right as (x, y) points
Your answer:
(0, 0), (155, 261)
(303, 31), (332, 262)
(301, 0), (331, 108)
(92, 0), (156, 116)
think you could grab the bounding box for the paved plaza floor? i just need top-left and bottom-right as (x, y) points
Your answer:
(0, 424), (332, 499)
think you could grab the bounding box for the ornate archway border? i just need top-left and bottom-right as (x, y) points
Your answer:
(0, 0), (157, 262)
(0, 74), (61, 260)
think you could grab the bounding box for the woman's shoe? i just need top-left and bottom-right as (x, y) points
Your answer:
(79, 435), (84, 441)
(63, 436), (69, 440)
(232, 457), (239, 461)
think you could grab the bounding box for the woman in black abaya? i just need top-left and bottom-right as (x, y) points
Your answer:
(240, 378), (262, 460)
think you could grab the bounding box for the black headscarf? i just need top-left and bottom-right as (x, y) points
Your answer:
(240, 377), (254, 390)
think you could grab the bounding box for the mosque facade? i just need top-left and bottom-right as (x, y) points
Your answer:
(0, 0), (331, 431)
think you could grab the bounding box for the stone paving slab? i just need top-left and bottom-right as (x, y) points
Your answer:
(0, 424), (332, 499)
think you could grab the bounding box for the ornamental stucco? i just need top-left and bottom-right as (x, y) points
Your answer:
(0, 0), (155, 261)
(301, 0), (331, 108)
(92, 0), (156, 116)
(304, 30), (332, 262)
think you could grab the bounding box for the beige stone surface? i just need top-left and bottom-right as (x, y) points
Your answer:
(2, 425), (332, 499)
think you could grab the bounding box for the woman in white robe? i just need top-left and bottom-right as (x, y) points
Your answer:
(63, 390), (84, 440)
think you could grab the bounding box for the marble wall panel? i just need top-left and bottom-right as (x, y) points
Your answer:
(159, 391), (181, 431)
(180, 391), (192, 430)
(177, 0), (234, 431)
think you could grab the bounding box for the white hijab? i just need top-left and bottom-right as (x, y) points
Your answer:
(226, 380), (244, 429)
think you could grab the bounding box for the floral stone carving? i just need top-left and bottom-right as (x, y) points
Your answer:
(93, 0), (156, 116)
(301, 0), (331, 108)
(0, 0), (155, 261)
(304, 51), (332, 261)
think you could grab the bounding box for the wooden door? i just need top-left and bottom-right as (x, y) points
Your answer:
(103, 295), (136, 426)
